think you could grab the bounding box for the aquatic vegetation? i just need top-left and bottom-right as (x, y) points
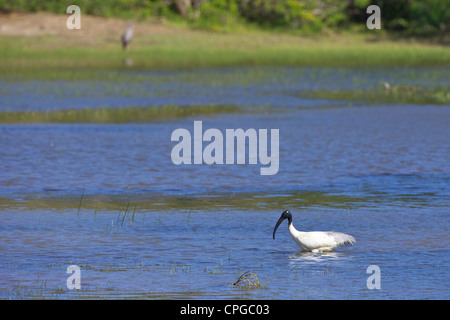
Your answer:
(0, 104), (241, 123)
(77, 188), (85, 216)
(230, 271), (267, 289)
(0, 190), (370, 213)
(111, 200), (137, 228)
(301, 86), (450, 105)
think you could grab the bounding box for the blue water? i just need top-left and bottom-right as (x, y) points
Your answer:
(0, 67), (449, 299)
(1, 66), (448, 111)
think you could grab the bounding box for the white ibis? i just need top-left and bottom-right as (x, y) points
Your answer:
(273, 210), (356, 253)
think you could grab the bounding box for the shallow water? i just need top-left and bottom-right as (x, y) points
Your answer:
(0, 67), (449, 299)
(1, 66), (449, 111)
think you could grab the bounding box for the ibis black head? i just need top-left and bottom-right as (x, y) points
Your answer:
(273, 210), (293, 240)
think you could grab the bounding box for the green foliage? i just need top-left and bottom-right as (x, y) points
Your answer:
(0, 105), (242, 124)
(348, 0), (449, 36)
(0, 0), (448, 36)
(408, 0), (449, 35)
(188, 0), (244, 31)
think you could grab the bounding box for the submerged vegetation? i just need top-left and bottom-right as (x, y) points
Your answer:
(302, 86), (450, 105)
(0, 85), (446, 124)
(0, 104), (241, 123)
(0, 189), (398, 213)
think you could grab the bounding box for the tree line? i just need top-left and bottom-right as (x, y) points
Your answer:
(0, 0), (448, 36)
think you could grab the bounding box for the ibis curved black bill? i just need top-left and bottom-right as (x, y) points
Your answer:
(272, 217), (285, 239)
(273, 210), (292, 240)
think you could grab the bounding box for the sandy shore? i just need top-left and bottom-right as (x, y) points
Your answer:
(0, 11), (185, 46)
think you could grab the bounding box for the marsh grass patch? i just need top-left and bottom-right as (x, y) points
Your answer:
(230, 271), (268, 289)
(0, 104), (241, 123)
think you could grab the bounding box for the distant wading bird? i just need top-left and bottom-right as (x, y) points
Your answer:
(273, 210), (356, 253)
(121, 21), (133, 50)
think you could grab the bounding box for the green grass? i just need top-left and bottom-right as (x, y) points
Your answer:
(0, 104), (241, 123)
(302, 86), (450, 105)
(1, 29), (449, 80)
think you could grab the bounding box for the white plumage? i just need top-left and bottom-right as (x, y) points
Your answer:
(121, 21), (133, 50)
(273, 210), (356, 253)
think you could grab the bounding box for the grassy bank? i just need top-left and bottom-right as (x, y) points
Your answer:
(4, 40), (450, 70)
(1, 13), (449, 80)
(2, 40), (449, 80)
(0, 104), (241, 123)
